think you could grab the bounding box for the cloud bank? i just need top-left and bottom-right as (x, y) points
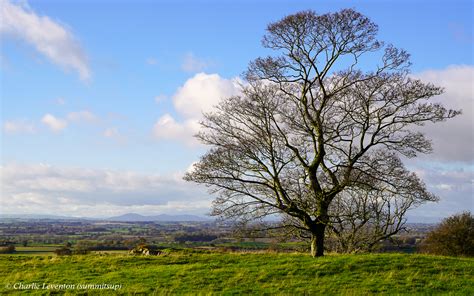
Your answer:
(408, 162), (473, 222)
(1, 163), (211, 217)
(414, 65), (474, 163)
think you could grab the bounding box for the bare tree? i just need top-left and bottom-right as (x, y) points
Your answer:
(326, 153), (436, 253)
(184, 9), (459, 257)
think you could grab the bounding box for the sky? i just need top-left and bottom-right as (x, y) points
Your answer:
(0, 0), (473, 221)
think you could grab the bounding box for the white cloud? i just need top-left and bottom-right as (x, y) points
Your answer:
(414, 65), (474, 163)
(0, 0), (90, 80)
(181, 52), (213, 73)
(0, 163), (211, 217)
(152, 114), (200, 146)
(67, 110), (97, 123)
(3, 119), (36, 134)
(173, 72), (242, 118)
(152, 73), (242, 145)
(41, 113), (67, 132)
(186, 161), (198, 174)
(7, 110), (100, 134)
(16, 176), (93, 192)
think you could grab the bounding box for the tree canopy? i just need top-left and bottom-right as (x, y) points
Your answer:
(185, 9), (460, 257)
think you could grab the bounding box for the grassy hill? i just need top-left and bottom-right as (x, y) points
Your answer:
(1, 251), (472, 295)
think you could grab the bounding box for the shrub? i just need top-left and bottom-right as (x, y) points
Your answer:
(54, 247), (72, 256)
(0, 244), (16, 254)
(420, 212), (474, 257)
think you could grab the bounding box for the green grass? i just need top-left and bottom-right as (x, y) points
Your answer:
(0, 251), (472, 295)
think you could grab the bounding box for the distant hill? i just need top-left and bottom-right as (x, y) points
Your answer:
(106, 213), (212, 222)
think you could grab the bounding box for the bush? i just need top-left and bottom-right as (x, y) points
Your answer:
(0, 245), (16, 254)
(54, 247), (72, 256)
(420, 212), (474, 257)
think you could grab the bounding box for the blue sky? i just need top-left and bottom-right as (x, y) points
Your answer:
(1, 0), (473, 219)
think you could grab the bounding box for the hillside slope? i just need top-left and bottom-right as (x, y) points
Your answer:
(1, 252), (472, 295)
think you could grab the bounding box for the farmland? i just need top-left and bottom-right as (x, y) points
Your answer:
(0, 219), (433, 255)
(2, 218), (469, 294)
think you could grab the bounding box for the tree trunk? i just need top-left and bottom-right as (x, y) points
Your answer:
(310, 223), (326, 257)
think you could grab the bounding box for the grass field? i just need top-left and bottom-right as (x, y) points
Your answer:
(1, 251), (472, 295)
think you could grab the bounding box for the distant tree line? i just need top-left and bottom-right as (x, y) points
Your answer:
(174, 233), (218, 243)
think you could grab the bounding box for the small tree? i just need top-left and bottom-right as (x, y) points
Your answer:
(421, 212), (474, 257)
(185, 9), (459, 257)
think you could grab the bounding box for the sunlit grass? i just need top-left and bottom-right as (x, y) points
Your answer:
(1, 251), (472, 295)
